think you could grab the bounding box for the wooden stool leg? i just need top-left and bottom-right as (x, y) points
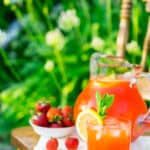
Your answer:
(117, 0), (132, 57)
(141, 17), (150, 71)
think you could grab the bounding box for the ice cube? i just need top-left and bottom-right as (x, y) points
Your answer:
(96, 130), (102, 140)
(110, 129), (121, 137)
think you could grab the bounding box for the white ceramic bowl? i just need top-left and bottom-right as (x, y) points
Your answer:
(29, 120), (75, 138)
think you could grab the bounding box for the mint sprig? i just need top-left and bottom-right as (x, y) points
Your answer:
(96, 92), (114, 118)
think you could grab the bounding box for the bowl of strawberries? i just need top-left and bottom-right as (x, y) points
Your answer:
(30, 101), (75, 138)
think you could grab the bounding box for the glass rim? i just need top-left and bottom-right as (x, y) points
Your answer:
(90, 53), (143, 78)
(87, 116), (131, 130)
(90, 53), (142, 69)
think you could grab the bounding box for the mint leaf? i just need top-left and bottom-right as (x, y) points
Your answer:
(96, 92), (101, 114)
(96, 92), (114, 118)
(101, 94), (114, 109)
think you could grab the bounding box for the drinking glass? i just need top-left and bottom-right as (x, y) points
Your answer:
(87, 117), (131, 150)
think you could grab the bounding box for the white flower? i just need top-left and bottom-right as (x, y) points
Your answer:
(91, 36), (104, 51)
(45, 29), (65, 50)
(126, 41), (141, 55)
(0, 30), (7, 47)
(58, 9), (80, 32)
(4, 0), (11, 5)
(4, 0), (21, 5)
(44, 60), (54, 72)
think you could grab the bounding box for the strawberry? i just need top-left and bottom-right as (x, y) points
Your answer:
(32, 113), (48, 127)
(49, 123), (63, 128)
(62, 106), (74, 127)
(36, 101), (51, 113)
(63, 116), (74, 127)
(65, 137), (79, 150)
(46, 138), (58, 150)
(61, 106), (73, 117)
(47, 108), (63, 123)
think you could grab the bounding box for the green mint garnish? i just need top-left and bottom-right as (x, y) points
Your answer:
(96, 92), (114, 118)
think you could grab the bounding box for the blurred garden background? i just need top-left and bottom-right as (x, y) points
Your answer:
(0, 0), (149, 149)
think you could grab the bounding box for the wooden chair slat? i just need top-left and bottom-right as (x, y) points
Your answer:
(141, 17), (150, 71)
(141, 1), (150, 70)
(117, 0), (150, 70)
(117, 0), (132, 57)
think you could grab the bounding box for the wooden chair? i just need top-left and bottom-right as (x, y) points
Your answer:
(117, 0), (150, 71)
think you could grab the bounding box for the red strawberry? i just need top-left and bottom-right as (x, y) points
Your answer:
(49, 123), (63, 128)
(36, 101), (51, 113)
(46, 138), (58, 150)
(47, 108), (63, 123)
(65, 137), (79, 150)
(32, 113), (48, 127)
(63, 116), (74, 127)
(61, 106), (73, 117)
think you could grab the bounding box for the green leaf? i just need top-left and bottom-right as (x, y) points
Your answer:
(102, 94), (114, 109)
(95, 92), (114, 118)
(96, 92), (101, 114)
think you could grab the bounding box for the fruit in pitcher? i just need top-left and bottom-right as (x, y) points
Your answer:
(32, 113), (48, 127)
(46, 138), (58, 150)
(65, 137), (79, 150)
(36, 101), (51, 113)
(47, 108), (63, 123)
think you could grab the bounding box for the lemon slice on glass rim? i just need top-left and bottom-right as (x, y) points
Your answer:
(76, 109), (103, 141)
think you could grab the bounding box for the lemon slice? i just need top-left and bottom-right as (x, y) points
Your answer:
(76, 109), (103, 141)
(101, 74), (116, 81)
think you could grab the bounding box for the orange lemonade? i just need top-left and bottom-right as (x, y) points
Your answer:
(75, 54), (150, 142)
(74, 78), (147, 127)
(87, 117), (131, 150)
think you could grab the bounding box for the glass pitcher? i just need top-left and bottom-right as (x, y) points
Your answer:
(74, 53), (150, 141)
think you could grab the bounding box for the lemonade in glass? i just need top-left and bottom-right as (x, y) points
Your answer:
(87, 117), (131, 150)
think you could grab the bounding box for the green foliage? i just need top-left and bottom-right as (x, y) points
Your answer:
(96, 92), (114, 118)
(0, 0), (149, 144)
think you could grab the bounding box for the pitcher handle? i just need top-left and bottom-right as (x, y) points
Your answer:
(136, 73), (150, 101)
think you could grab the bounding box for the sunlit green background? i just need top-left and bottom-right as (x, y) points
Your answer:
(0, 0), (149, 149)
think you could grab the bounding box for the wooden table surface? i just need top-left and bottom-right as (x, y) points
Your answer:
(11, 126), (150, 150)
(11, 126), (39, 150)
